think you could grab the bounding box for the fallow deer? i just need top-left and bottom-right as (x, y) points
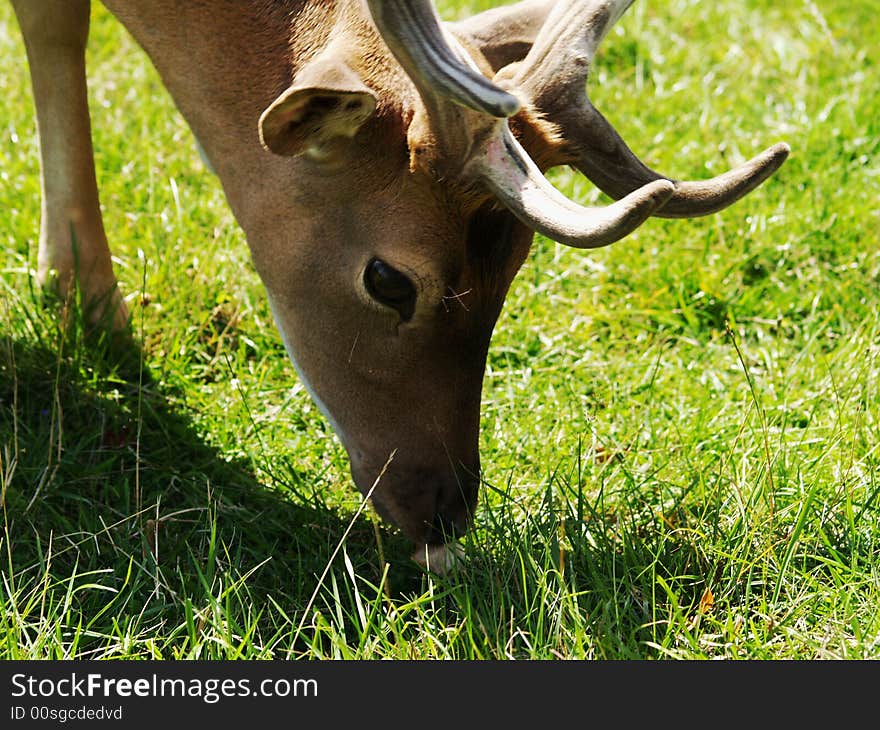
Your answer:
(10, 0), (789, 571)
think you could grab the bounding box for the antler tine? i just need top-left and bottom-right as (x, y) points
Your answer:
(503, 0), (635, 91)
(364, 0), (520, 118)
(569, 107), (790, 217)
(448, 0), (556, 73)
(366, 0), (676, 249)
(496, 0), (789, 218)
(470, 125), (674, 249)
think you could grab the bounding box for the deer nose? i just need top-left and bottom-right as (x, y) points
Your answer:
(428, 471), (479, 544)
(350, 456), (479, 546)
(429, 510), (468, 544)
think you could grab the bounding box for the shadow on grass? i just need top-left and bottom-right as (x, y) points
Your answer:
(0, 324), (723, 659)
(0, 329), (424, 656)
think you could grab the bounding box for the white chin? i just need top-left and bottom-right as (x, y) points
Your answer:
(412, 542), (465, 574)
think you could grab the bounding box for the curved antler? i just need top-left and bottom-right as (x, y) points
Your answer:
(469, 124), (673, 248)
(365, 0), (673, 249)
(448, 0), (556, 74)
(493, 0), (790, 218)
(364, 0), (520, 118)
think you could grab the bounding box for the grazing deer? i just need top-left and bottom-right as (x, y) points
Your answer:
(11, 0), (789, 571)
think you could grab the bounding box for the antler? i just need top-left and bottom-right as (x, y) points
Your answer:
(365, 0), (674, 249)
(364, 0), (521, 119)
(492, 0), (790, 218)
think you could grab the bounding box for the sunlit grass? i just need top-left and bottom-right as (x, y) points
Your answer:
(1, 0), (878, 659)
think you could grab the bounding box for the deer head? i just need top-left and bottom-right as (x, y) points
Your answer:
(250, 0), (788, 568)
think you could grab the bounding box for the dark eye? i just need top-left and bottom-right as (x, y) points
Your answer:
(364, 258), (416, 321)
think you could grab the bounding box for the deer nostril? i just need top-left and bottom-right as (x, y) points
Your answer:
(431, 511), (465, 544)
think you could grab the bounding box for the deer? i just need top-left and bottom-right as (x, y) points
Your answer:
(11, 0), (789, 572)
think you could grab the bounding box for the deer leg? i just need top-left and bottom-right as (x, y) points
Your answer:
(12, 0), (128, 331)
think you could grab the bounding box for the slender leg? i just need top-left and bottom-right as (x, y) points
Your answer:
(11, 0), (128, 331)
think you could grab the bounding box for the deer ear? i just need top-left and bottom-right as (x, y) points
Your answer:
(259, 57), (377, 158)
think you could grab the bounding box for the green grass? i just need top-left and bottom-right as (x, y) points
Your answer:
(1, 0), (878, 659)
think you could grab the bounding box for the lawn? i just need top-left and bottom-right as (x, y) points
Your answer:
(1, 0), (878, 659)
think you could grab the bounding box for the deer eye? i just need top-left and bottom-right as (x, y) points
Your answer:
(364, 258), (416, 321)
